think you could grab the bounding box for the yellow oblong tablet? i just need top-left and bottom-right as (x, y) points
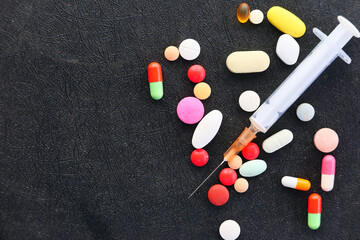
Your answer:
(267, 6), (306, 38)
(226, 51), (270, 74)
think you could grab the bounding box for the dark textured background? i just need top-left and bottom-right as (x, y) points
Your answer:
(1, 0), (359, 239)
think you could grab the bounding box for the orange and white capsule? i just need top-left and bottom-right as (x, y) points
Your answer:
(281, 176), (311, 191)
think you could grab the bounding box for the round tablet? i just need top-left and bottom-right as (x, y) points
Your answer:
(228, 155), (242, 170)
(314, 128), (339, 153)
(164, 46), (179, 61)
(188, 65), (206, 83)
(234, 178), (249, 193)
(242, 142), (260, 160)
(249, 9), (264, 24)
(219, 168), (237, 186)
(194, 82), (211, 100)
(190, 149), (209, 167)
(177, 97), (205, 124)
(219, 220), (241, 240)
(296, 103), (315, 121)
(239, 90), (260, 112)
(179, 39), (201, 61)
(208, 184), (229, 206)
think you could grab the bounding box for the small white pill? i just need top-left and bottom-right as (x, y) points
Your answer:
(239, 90), (260, 112)
(219, 220), (241, 240)
(249, 9), (264, 24)
(262, 129), (293, 153)
(179, 39), (201, 61)
(296, 103), (315, 121)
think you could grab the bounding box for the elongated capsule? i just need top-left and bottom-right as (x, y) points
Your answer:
(281, 176), (311, 191)
(321, 155), (336, 192)
(308, 193), (321, 230)
(148, 62), (163, 100)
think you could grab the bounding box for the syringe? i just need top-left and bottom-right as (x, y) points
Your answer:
(189, 16), (359, 199)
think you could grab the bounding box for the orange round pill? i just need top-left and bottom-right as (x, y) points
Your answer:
(193, 82), (211, 100)
(234, 178), (249, 193)
(208, 184), (229, 206)
(164, 46), (179, 61)
(314, 128), (339, 153)
(228, 155), (243, 170)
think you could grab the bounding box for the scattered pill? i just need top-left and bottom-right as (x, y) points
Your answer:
(179, 39), (201, 61)
(321, 155), (336, 192)
(208, 184), (229, 206)
(177, 97), (205, 124)
(308, 193), (321, 230)
(249, 9), (264, 24)
(296, 103), (315, 121)
(191, 149), (209, 167)
(226, 51), (270, 73)
(148, 62), (163, 100)
(192, 110), (223, 149)
(219, 220), (241, 240)
(188, 65), (206, 83)
(276, 34), (300, 65)
(239, 90), (260, 112)
(239, 159), (267, 177)
(234, 178), (249, 193)
(228, 155), (242, 170)
(314, 128), (339, 153)
(194, 82), (211, 100)
(242, 142), (260, 160)
(164, 46), (179, 61)
(267, 6), (306, 38)
(237, 3), (250, 23)
(262, 129), (294, 153)
(219, 168), (237, 186)
(281, 176), (311, 191)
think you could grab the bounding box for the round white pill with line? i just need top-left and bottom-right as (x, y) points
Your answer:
(179, 39), (201, 61)
(239, 90), (260, 112)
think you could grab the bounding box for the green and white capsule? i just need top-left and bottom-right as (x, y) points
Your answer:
(148, 62), (163, 100)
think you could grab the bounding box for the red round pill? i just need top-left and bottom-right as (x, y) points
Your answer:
(188, 65), (206, 83)
(191, 149), (209, 167)
(242, 142), (260, 160)
(219, 168), (237, 186)
(208, 184), (229, 206)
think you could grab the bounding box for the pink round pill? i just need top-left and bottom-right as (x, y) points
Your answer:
(176, 97), (204, 124)
(314, 128), (339, 153)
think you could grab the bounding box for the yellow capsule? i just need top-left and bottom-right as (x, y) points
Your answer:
(237, 3), (250, 23)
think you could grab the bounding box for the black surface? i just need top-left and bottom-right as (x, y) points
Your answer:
(1, 0), (359, 239)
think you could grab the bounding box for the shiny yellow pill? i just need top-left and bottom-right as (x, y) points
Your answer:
(267, 6), (306, 38)
(194, 82), (211, 100)
(237, 3), (250, 23)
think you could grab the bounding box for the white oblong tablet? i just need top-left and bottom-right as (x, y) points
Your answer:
(239, 160), (267, 177)
(219, 220), (241, 240)
(226, 51), (270, 73)
(250, 9), (264, 24)
(192, 110), (223, 149)
(281, 176), (298, 189)
(276, 34), (300, 65)
(262, 129), (293, 153)
(179, 39), (201, 61)
(239, 90), (260, 112)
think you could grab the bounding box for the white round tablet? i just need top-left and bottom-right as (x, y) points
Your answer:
(249, 9), (264, 24)
(219, 220), (241, 240)
(179, 39), (201, 61)
(239, 90), (260, 112)
(296, 103), (315, 121)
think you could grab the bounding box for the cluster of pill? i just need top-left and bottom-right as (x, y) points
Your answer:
(147, 4), (343, 239)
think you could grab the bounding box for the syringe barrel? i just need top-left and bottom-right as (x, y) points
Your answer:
(250, 16), (359, 133)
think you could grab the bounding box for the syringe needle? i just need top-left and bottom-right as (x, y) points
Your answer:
(188, 159), (225, 199)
